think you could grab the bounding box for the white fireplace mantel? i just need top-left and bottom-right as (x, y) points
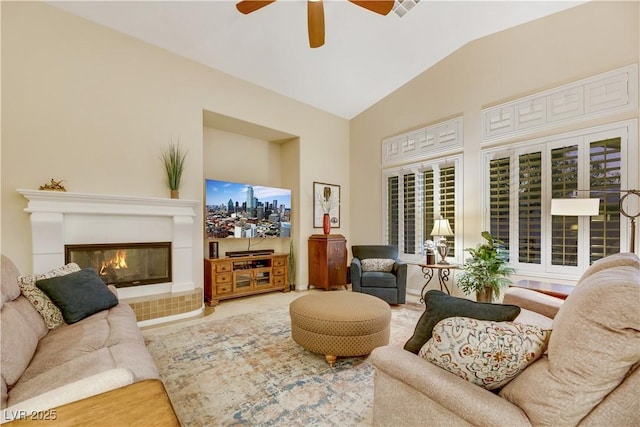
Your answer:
(18, 189), (200, 298)
(19, 189), (198, 217)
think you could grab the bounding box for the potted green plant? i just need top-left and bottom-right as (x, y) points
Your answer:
(457, 231), (516, 302)
(161, 141), (187, 199)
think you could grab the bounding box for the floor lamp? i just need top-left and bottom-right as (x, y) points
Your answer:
(551, 189), (640, 253)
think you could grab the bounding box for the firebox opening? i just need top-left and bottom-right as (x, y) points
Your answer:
(65, 242), (172, 288)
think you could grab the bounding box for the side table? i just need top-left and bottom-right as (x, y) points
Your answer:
(417, 263), (459, 302)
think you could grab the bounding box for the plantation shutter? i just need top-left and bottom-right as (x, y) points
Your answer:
(590, 138), (622, 260)
(387, 176), (399, 248)
(423, 169), (435, 245)
(550, 145), (579, 266)
(440, 166), (455, 253)
(518, 152), (542, 264)
(403, 173), (416, 254)
(489, 157), (511, 250)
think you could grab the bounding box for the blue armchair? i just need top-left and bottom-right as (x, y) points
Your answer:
(350, 245), (407, 304)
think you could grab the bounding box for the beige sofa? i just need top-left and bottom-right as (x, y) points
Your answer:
(0, 255), (160, 422)
(370, 252), (640, 427)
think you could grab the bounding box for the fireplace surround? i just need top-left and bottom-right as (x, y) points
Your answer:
(18, 189), (202, 325)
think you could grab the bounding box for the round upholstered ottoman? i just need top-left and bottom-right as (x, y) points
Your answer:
(289, 292), (391, 365)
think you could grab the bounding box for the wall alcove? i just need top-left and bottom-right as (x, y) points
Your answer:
(202, 110), (301, 287)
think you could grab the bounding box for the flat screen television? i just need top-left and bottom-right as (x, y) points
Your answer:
(205, 179), (291, 239)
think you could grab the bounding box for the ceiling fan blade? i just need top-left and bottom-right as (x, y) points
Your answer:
(236, 1), (276, 15)
(308, 0), (325, 48)
(348, 0), (394, 16)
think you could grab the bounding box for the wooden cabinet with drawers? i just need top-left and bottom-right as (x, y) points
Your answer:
(308, 234), (348, 290)
(204, 253), (289, 306)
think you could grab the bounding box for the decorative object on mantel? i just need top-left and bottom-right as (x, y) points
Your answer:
(161, 140), (187, 199)
(313, 181), (340, 234)
(39, 179), (66, 191)
(457, 231), (516, 303)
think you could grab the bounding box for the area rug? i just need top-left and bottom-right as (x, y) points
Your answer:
(143, 300), (423, 427)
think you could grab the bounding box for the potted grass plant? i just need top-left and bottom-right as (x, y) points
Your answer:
(288, 240), (296, 291)
(161, 141), (187, 199)
(457, 231), (516, 302)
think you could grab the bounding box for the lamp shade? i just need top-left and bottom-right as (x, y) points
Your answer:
(550, 198), (600, 216)
(431, 218), (453, 236)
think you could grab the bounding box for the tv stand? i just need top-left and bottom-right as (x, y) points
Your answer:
(204, 252), (288, 306)
(225, 249), (275, 258)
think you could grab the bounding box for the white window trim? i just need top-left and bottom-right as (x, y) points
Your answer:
(483, 119), (638, 281)
(382, 155), (463, 264)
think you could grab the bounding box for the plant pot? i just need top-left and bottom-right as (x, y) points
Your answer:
(170, 190), (179, 199)
(322, 213), (331, 235)
(476, 288), (493, 303)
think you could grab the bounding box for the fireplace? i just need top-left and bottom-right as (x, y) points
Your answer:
(65, 242), (172, 288)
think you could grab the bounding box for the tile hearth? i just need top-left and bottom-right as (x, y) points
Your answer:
(124, 288), (202, 323)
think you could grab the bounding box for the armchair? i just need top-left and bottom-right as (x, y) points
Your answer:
(350, 245), (407, 304)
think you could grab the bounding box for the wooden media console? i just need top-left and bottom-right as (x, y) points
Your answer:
(204, 253), (289, 306)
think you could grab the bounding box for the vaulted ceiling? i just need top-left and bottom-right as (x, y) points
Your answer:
(48, 0), (586, 119)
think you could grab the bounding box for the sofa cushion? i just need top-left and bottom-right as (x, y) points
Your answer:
(500, 263), (640, 426)
(361, 272), (398, 288)
(578, 252), (640, 283)
(8, 303), (160, 407)
(0, 302), (40, 388)
(18, 263), (81, 329)
(1, 255), (22, 307)
(419, 317), (550, 390)
(36, 268), (118, 324)
(361, 258), (395, 272)
(404, 290), (521, 354)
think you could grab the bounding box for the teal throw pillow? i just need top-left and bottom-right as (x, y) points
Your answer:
(36, 268), (119, 324)
(403, 290), (521, 354)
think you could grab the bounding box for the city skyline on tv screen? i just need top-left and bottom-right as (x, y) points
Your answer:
(205, 179), (291, 239)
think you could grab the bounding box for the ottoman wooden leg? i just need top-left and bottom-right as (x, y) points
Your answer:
(325, 355), (337, 366)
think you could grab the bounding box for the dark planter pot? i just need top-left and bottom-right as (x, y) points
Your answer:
(476, 288), (493, 303)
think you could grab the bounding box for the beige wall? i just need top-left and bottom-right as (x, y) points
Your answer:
(350, 1), (640, 295)
(1, 1), (350, 288)
(201, 127), (290, 255)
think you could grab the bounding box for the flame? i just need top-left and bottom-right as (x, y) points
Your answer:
(99, 250), (128, 275)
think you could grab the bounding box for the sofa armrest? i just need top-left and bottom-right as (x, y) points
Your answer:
(503, 287), (563, 319)
(2, 368), (134, 423)
(369, 346), (532, 427)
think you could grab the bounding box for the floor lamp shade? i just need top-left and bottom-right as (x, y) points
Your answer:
(550, 198), (600, 216)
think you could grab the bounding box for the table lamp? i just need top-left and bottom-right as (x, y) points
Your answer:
(431, 218), (453, 264)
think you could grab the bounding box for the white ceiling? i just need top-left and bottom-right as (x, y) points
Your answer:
(48, 0), (586, 120)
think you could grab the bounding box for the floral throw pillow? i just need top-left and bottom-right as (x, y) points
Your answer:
(419, 317), (551, 390)
(360, 258), (395, 272)
(18, 263), (81, 329)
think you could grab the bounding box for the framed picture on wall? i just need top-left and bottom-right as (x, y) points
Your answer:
(313, 181), (340, 228)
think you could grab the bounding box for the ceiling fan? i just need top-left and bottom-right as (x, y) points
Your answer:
(236, 0), (395, 48)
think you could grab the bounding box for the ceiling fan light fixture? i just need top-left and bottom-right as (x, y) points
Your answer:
(235, 0), (396, 48)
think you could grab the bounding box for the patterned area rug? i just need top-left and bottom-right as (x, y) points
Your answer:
(143, 299), (423, 427)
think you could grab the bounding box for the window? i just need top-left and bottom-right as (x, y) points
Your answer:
(384, 156), (461, 260)
(484, 121), (636, 278)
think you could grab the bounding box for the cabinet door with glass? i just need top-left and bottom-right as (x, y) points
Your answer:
(233, 270), (253, 292)
(253, 267), (272, 289)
